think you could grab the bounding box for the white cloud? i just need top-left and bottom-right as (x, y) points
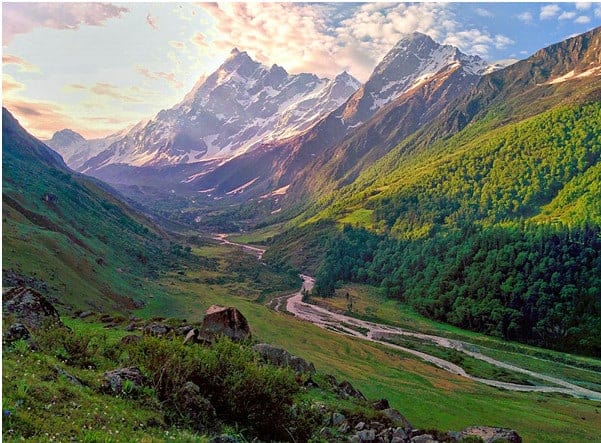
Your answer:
(540, 4), (561, 20)
(574, 15), (591, 23)
(596, 7), (601, 18)
(2, 3), (129, 45)
(559, 11), (577, 20)
(474, 8), (493, 18)
(575, 3), (592, 11)
(517, 12), (534, 24)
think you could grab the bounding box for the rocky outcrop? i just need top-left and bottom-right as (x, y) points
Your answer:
(253, 343), (316, 374)
(3, 286), (63, 331)
(102, 367), (148, 395)
(459, 426), (522, 443)
(200, 305), (251, 342)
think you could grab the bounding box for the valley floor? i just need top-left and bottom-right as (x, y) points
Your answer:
(136, 237), (601, 442)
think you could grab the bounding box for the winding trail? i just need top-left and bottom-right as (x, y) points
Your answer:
(272, 275), (601, 401)
(216, 236), (601, 400)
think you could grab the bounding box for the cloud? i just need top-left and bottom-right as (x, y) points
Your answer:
(3, 3), (129, 45)
(596, 7), (601, 18)
(66, 82), (143, 102)
(517, 12), (534, 24)
(474, 8), (493, 18)
(2, 54), (39, 72)
(169, 40), (186, 50)
(146, 13), (157, 30)
(3, 73), (26, 93)
(444, 29), (514, 57)
(136, 67), (183, 89)
(559, 11), (577, 20)
(576, 3), (592, 11)
(197, 2), (511, 82)
(574, 15), (591, 23)
(540, 5), (561, 20)
(3, 97), (79, 139)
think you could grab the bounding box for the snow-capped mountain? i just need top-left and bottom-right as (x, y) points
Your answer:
(335, 32), (489, 128)
(187, 32), (492, 199)
(80, 49), (359, 172)
(45, 128), (130, 170)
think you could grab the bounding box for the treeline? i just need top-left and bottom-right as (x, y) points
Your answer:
(314, 223), (601, 356)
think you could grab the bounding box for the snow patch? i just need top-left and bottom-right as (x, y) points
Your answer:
(225, 177), (259, 195)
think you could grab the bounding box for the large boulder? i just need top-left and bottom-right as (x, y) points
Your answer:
(143, 322), (172, 337)
(253, 343), (316, 374)
(200, 305), (251, 342)
(102, 367), (148, 395)
(3, 286), (63, 331)
(459, 426), (522, 443)
(338, 380), (366, 400)
(381, 408), (413, 431)
(174, 381), (216, 432)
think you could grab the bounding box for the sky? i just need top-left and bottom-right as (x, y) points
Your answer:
(2, 2), (601, 139)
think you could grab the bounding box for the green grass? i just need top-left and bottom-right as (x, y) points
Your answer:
(133, 252), (601, 442)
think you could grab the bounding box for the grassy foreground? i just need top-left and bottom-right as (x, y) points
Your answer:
(135, 244), (601, 442)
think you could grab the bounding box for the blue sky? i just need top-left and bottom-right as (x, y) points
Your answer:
(2, 2), (600, 139)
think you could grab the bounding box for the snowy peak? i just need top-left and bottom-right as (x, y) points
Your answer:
(48, 128), (86, 146)
(81, 50), (360, 171)
(337, 32), (489, 126)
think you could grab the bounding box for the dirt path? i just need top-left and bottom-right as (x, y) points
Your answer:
(272, 275), (601, 401)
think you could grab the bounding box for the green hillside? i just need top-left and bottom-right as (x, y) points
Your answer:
(2, 108), (197, 312)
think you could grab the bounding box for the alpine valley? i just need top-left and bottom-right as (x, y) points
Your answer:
(3, 14), (601, 443)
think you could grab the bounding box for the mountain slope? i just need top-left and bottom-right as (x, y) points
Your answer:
(191, 32), (488, 202)
(2, 108), (195, 312)
(79, 49), (359, 176)
(265, 29), (601, 356)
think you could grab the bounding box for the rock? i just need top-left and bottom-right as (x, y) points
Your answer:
(102, 367), (147, 394)
(121, 335), (141, 345)
(252, 343), (316, 374)
(42, 193), (58, 203)
(372, 398), (390, 410)
(125, 322), (138, 332)
(4, 322), (31, 342)
(348, 436), (360, 443)
(382, 408), (413, 431)
(2, 270), (48, 293)
(54, 366), (83, 386)
(99, 314), (114, 323)
(410, 435), (437, 443)
(338, 422), (351, 433)
(356, 429), (376, 441)
(200, 305), (251, 342)
(391, 438), (405, 443)
(3, 287), (63, 331)
(143, 322), (172, 337)
(370, 421), (385, 432)
(338, 380), (366, 400)
(175, 381), (216, 432)
(332, 412), (346, 426)
(178, 325), (194, 336)
(393, 427), (408, 440)
(355, 422), (366, 431)
(459, 426), (522, 443)
(78, 311), (94, 319)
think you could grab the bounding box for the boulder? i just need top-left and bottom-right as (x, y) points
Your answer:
(382, 408), (413, 431)
(338, 422), (351, 433)
(175, 381), (216, 431)
(252, 343), (316, 374)
(200, 305), (251, 342)
(332, 412), (346, 426)
(411, 434), (437, 443)
(355, 422), (366, 431)
(372, 398), (390, 410)
(143, 322), (172, 337)
(102, 367), (147, 394)
(78, 311), (94, 319)
(209, 435), (241, 443)
(338, 380), (366, 400)
(459, 426), (522, 443)
(3, 286), (63, 331)
(356, 429), (376, 442)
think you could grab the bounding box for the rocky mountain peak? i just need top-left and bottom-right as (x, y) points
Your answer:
(49, 128), (86, 145)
